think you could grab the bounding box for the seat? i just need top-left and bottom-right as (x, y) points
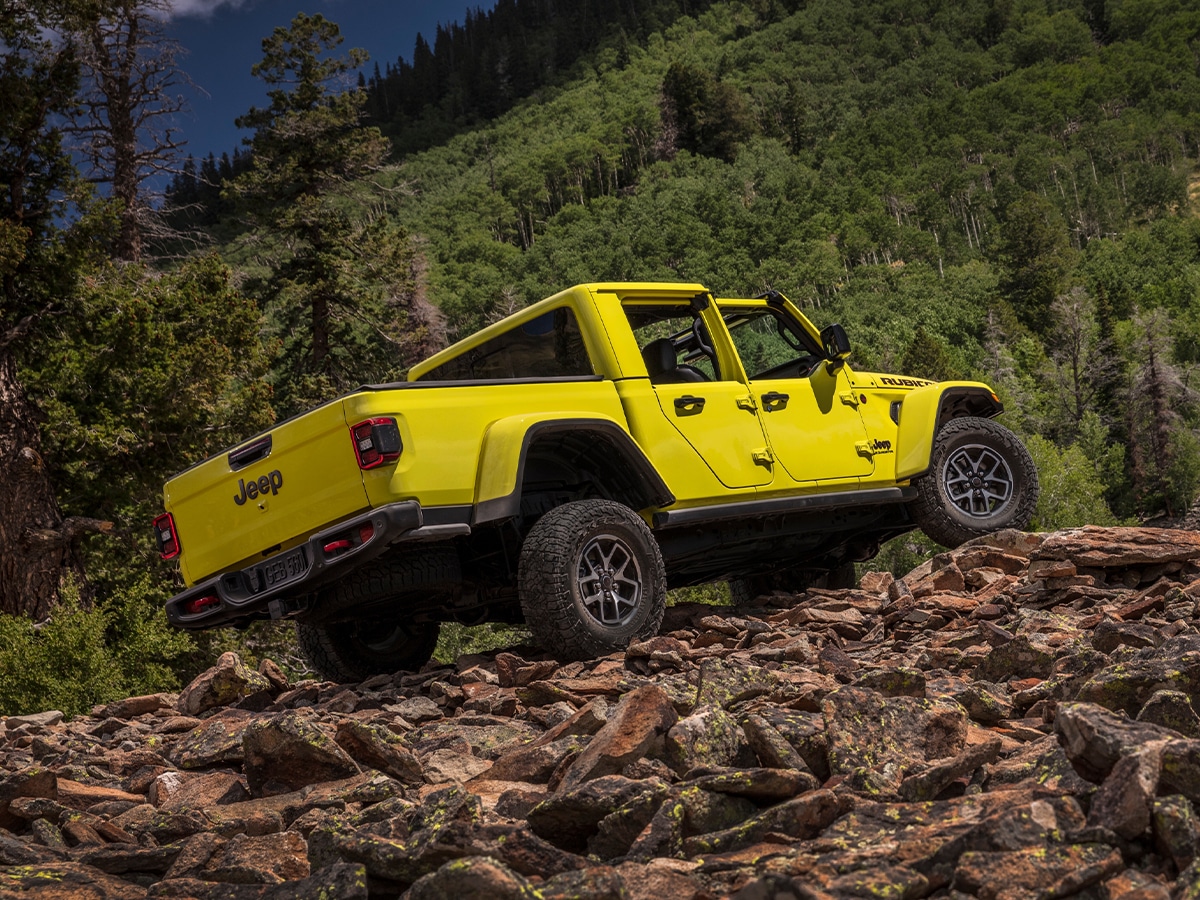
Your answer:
(641, 338), (707, 384)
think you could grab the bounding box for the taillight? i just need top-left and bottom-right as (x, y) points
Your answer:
(182, 594), (220, 615)
(153, 513), (180, 559)
(351, 418), (402, 469)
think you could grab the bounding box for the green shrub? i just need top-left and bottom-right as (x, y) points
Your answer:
(860, 532), (944, 580)
(434, 623), (532, 664)
(1025, 433), (1121, 530)
(0, 577), (193, 718)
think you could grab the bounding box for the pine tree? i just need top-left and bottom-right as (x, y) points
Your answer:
(228, 14), (439, 415)
(0, 0), (98, 619)
(1126, 308), (1200, 517)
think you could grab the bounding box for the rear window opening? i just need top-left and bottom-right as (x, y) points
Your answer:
(415, 306), (593, 381)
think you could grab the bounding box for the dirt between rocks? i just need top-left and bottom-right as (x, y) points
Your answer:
(5, 526), (1200, 898)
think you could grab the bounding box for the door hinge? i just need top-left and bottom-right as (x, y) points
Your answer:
(736, 395), (757, 412)
(855, 440), (874, 458)
(840, 391), (860, 408)
(752, 447), (774, 466)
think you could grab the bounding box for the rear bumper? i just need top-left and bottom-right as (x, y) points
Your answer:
(164, 501), (460, 629)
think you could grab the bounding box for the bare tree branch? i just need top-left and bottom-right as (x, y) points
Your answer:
(68, 0), (194, 261)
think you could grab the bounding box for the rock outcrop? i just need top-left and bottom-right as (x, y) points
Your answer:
(5, 525), (1200, 897)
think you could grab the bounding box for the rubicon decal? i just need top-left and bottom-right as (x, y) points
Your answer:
(234, 470), (283, 505)
(880, 376), (934, 388)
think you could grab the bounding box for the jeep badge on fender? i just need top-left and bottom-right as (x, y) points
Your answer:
(234, 470), (283, 505)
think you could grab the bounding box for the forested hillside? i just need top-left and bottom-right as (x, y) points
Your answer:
(2, 0), (1199, 715)
(371, 0), (1200, 526)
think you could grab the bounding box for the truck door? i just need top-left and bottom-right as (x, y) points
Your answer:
(720, 302), (873, 484)
(622, 301), (774, 490)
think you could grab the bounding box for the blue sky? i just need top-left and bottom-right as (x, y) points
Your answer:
(165, 0), (493, 165)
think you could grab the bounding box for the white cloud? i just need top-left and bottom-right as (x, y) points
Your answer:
(165, 0), (253, 19)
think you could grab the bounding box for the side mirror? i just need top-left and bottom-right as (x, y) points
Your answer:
(821, 323), (851, 364)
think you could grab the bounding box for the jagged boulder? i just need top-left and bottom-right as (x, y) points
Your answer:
(4, 525), (1200, 898)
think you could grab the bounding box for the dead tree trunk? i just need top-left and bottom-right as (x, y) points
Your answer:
(0, 346), (89, 619)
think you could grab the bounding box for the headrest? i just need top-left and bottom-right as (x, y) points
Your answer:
(641, 338), (678, 377)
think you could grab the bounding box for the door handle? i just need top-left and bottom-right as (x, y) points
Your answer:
(673, 395), (706, 415)
(761, 391), (789, 412)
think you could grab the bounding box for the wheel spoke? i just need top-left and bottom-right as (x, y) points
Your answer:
(942, 444), (1014, 520)
(576, 532), (643, 628)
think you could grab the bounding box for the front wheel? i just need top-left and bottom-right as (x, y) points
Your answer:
(909, 416), (1039, 548)
(518, 500), (666, 661)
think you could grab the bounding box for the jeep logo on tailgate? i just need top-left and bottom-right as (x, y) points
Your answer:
(234, 470), (283, 505)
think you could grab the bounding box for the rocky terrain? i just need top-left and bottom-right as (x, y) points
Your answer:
(7, 526), (1200, 898)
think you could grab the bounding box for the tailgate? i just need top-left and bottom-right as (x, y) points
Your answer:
(165, 399), (369, 585)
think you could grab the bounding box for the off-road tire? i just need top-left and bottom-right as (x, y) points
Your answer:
(297, 618), (440, 684)
(909, 416), (1039, 548)
(295, 546), (459, 681)
(518, 499), (666, 661)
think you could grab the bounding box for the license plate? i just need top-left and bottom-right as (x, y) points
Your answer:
(261, 547), (308, 589)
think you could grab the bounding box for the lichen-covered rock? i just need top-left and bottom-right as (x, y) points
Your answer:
(1074, 651), (1200, 716)
(588, 786), (675, 860)
(0, 861), (149, 899)
(739, 713), (809, 771)
(1139, 689), (1200, 738)
(486, 734), (587, 784)
(973, 635), (1057, 682)
(558, 685), (678, 792)
(176, 652), (271, 717)
(201, 830), (309, 884)
(333, 720), (423, 784)
(683, 766), (818, 802)
(854, 666), (926, 697)
(822, 687), (967, 795)
(0, 766), (57, 831)
(681, 789), (840, 855)
(406, 856), (541, 900)
(1055, 702), (1182, 782)
(664, 704), (741, 774)
(952, 842), (1124, 900)
(527, 776), (670, 853)
(539, 865), (629, 900)
(1032, 526), (1200, 568)
(1085, 742), (1165, 839)
(1153, 794), (1199, 872)
(151, 771), (248, 810)
(424, 748), (492, 784)
(5, 524), (1200, 899)
(954, 682), (1014, 724)
(692, 658), (779, 709)
(172, 709), (255, 770)
(242, 712), (359, 796)
(898, 735), (1003, 802)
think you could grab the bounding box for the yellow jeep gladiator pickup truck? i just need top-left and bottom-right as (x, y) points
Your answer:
(154, 282), (1038, 681)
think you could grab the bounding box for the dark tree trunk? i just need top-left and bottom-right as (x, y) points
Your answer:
(93, 12), (142, 262)
(0, 347), (88, 619)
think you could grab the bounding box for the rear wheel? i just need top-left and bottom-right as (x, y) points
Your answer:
(297, 618), (440, 683)
(518, 500), (666, 661)
(295, 546), (458, 682)
(909, 416), (1039, 548)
